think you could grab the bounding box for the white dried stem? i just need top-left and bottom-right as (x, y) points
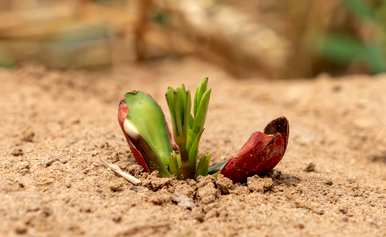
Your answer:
(101, 159), (141, 185)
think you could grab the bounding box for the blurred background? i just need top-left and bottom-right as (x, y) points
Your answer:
(0, 0), (385, 79)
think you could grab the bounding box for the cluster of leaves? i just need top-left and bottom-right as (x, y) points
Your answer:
(165, 79), (211, 179)
(119, 78), (211, 179)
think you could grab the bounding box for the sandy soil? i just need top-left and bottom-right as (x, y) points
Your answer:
(0, 59), (385, 237)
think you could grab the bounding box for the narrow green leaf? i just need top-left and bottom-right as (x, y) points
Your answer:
(194, 78), (208, 116)
(174, 90), (183, 137)
(188, 130), (203, 166)
(186, 128), (194, 150)
(169, 152), (181, 178)
(318, 34), (367, 63)
(165, 87), (177, 135)
(196, 154), (210, 177)
(194, 89), (211, 132)
(208, 161), (227, 174)
(183, 91), (192, 135)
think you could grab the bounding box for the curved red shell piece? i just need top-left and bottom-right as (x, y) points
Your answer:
(118, 100), (150, 171)
(221, 117), (289, 183)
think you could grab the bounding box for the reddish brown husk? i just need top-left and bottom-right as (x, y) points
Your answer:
(118, 100), (150, 171)
(221, 117), (289, 183)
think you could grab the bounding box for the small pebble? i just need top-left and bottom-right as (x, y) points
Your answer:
(247, 176), (273, 192)
(112, 216), (122, 223)
(21, 130), (35, 143)
(11, 148), (24, 157)
(304, 162), (316, 172)
(172, 193), (195, 209)
(15, 226), (27, 235)
(325, 180), (333, 186)
(215, 174), (234, 195)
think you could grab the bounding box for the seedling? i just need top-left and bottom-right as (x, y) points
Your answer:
(118, 79), (289, 182)
(165, 79), (211, 179)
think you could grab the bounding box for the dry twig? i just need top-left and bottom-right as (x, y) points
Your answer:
(101, 159), (141, 185)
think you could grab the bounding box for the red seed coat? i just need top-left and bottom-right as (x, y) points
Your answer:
(221, 117), (289, 182)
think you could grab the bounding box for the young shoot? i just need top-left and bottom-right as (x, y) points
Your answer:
(165, 78), (211, 179)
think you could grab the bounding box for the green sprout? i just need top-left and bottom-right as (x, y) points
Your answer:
(119, 78), (211, 179)
(165, 78), (212, 179)
(119, 79), (290, 183)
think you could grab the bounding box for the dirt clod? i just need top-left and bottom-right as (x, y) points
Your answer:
(110, 182), (125, 192)
(21, 129), (35, 143)
(172, 193), (195, 209)
(247, 176), (273, 192)
(215, 174), (234, 195)
(11, 148), (24, 156)
(325, 180), (334, 186)
(143, 173), (172, 191)
(304, 162), (316, 172)
(14, 226), (27, 235)
(196, 176), (219, 204)
(148, 191), (172, 205)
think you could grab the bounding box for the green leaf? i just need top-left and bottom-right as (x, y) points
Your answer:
(319, 34), (367, 63)
(343, 0), (376, 22)
(196, 155), (210, 177)
(183, 91), (192, 136)
(194, 78), (208, 116)
(188, 130), (203, 166)
(193, 89), (211, 133)
(124, 91), (172, 176)
(169, 152), (181, 178)
(365, 45), (386, 73)
(166, 87), (177, 135)
(174, 90), (183, 137)
(319, 34), (386, 73)
(208, 161), (227, 174)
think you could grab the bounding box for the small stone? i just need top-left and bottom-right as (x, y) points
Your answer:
(247, 176), (273, 192)
(215, 174), (234, 195)
(331, 84), (342, 92)
(317, 209), (325, 215)
(196, 176), (219, 204)
(11, 148), (24, 157)
(112, 216), (122, 223)
(126, 164), (143, 176)
(110, 182), (125, 192)
(21, 130), (35, 143)
(304, 162), (316, 172)
(271, 170), (282, 179)
(172, 182), (195, 197)
(339, 207), (348, 214)
(143, 173), (171, 191)
(192, 207), (205, 222)
(172, 193), (195, 209)
(17, 162), (30, 175)
(295, 223), (305, 229)
(44, 158), (59, 167)
(325, 180), (333, 186)
(15, 226), (27, 235)
(148, 192), (171, 205)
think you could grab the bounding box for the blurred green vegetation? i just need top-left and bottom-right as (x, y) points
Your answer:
(319, 0), (386, 74)
(0, 0), (386, 78)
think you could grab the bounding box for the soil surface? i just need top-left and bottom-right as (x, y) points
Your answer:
(1, 59), (385, 237)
